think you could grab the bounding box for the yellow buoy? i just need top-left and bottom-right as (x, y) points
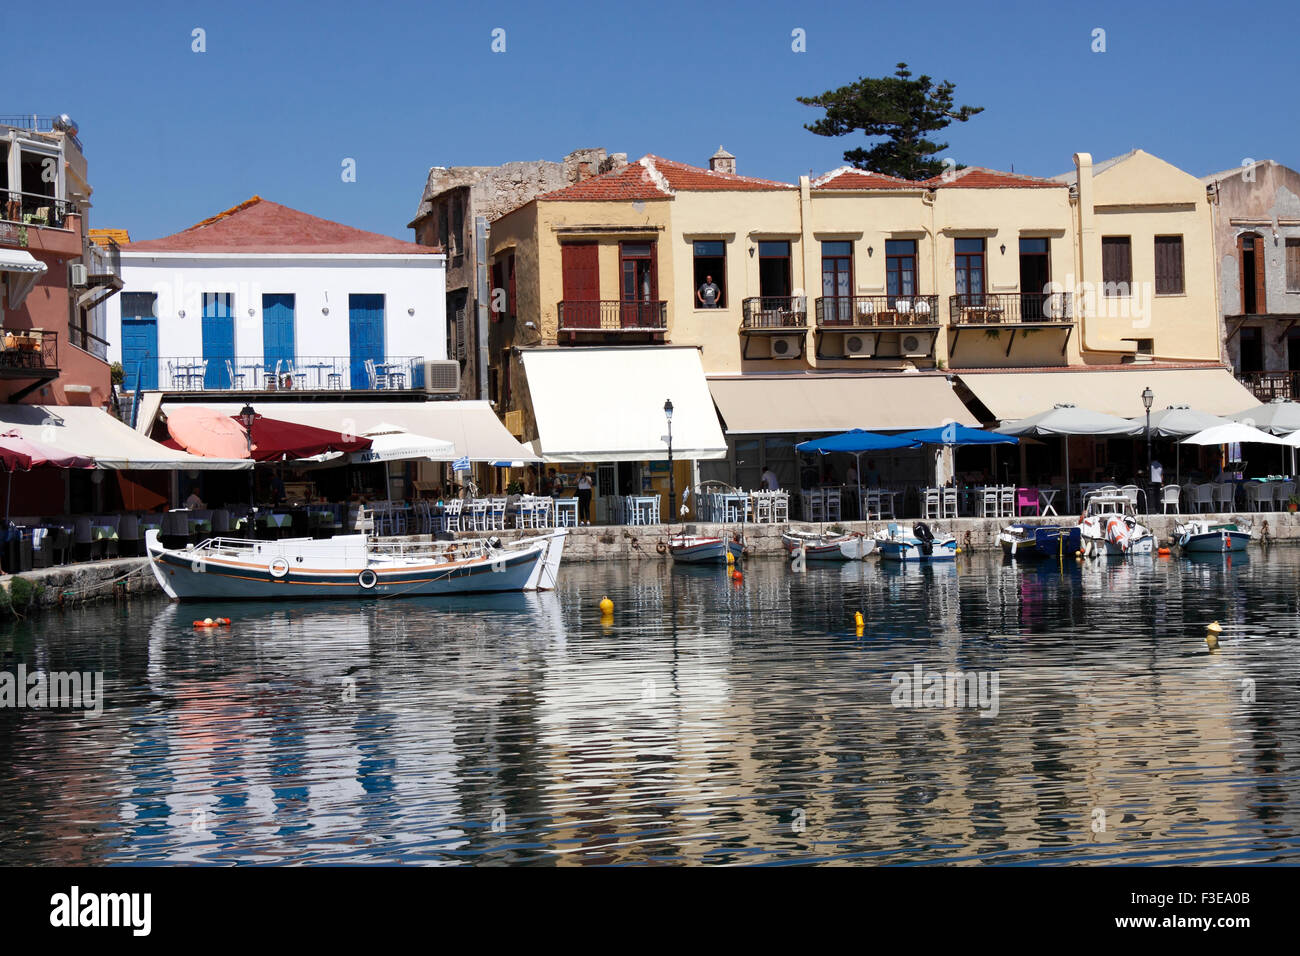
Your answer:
(598, 596), (613, 615)
(955, 547), (962, 554)
(1206, 620), (1222, 650)
(854, 611), (864, 628)
(726, 551), (736, 566)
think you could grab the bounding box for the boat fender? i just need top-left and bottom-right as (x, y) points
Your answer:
(487, 536), (502, 550)
(269, 558), (290, 579)
(656, 541), (667, 554)
(854, 611), (864, 628)
(599, 596), (614, 614)
(358, 568), (378, 589)
(192, 617), (231, 628)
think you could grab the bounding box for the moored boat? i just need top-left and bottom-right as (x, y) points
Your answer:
(1175, 519), (1251, 553)
(146, 529), (566, 600)
(997, 523), (1082, 559)
(877, 522), (957, 562)
(668, 533), (744, 564)
(781, 530), (876, 561)
(1078, 494), (1155, 558)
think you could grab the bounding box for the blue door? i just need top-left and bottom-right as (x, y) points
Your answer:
(348, 294), (385, 388)
(262, 293), (296, 379)
(201, 292), (235, 389)
(119, 292), (158, 390)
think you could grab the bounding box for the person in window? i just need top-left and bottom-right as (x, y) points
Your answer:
(184, 486), (205, 510)
(697, 275), (721, 308)
(760, 467), (780, 491)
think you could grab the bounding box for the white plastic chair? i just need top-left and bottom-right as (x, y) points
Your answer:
(1161, 484), (1181, 514)
(1193, 484), (1215, 513)
(1212, 482), (1235, 512)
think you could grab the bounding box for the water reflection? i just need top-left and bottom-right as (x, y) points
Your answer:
(1, 549), (1299, 865)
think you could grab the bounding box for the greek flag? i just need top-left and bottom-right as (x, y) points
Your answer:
(453, 456), (470, 472)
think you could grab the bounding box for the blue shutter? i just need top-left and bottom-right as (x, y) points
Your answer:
(348, 294), (385, 388)
(262, 293), (296, 376)
(201, 292), (235, 389)
(119, 292), (158, 390)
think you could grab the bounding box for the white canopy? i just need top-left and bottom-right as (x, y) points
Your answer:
(1232, 399), (1300, 435)
(1180, 422), (1286, 446)
(0, 405), (252, 470)
(521, 347), (727, 462)
(996, 403), (1142, 437)
(0, 249), (48, 309)
(349, 424), (456, 464)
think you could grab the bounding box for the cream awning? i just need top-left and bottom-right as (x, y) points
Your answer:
(708, 374), (977, 434)
(155, 400), (538, 463)
(520, 347), (727, 462)
(959, 367), (1258, 423)
(0, 249), (48, 309)
(0, 405), (252, 470)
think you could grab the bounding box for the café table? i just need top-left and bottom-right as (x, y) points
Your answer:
(302, 362), (333, 388)
(554, 498), (578, 527)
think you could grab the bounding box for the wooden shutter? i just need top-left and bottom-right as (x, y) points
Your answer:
(1154, 236), (1184, 295)
(1287, 239), (1300, 293)
(561, 243), (599, 301)
(1102, 237), (1131, 289)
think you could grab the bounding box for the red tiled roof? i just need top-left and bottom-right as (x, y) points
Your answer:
(125, 197), (438, 254)
(538, 155), (793, 202)
(921, 167), (1063, 189)
(811, 167), (920, 190)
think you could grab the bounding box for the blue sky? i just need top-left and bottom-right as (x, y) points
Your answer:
(10, 0), (1298, 241)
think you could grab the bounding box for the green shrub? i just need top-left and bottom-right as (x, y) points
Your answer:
(8, 577), (34, 608)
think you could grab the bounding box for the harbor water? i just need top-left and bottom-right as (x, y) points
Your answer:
(2, 549), (1298, 865)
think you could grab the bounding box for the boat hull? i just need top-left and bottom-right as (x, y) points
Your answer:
(998, 525), (1081, 559)
(669, 537), (743, 563)
(146, 531), (551, 600)
(879, 537), (957, 562)
(782, 532), (875, 561)
(1179, 530), (1251, 553)
(1081, 533), (1155, 558)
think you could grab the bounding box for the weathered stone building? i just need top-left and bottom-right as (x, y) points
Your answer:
(408, 148), (625, 402)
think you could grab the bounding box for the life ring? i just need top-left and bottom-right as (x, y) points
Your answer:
(269, 558), (290, 579)
(656, 541), (667, 554)
(358, 568), (378, 589)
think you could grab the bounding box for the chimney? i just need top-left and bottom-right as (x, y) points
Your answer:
(709, 146), (735, 175)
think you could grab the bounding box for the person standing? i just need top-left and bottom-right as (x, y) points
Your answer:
(760, 467), (780, 491)
(576, 471), (594, 525)
(696, 275), (721, 308)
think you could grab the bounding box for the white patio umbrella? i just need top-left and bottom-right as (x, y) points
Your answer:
(996, 404), (1141, 510)
(349, 424), (456, 503)
(1233, 399), (1300, 475)
(1180, 422), (1286, 446)
(1139, 405), (1234, 488)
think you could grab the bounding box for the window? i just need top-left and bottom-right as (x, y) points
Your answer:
(1239, 233), (1265, 314)
(821, 241), (853, 321)
(620, 241), (658, 328)
(1154, 236), (1184, 295)
(507, 254), (516, 318)
(1287, 238), (1300, 293)
(954, 238), (985, 299)
(1101, 237), (1132, 294)
(886, 239), (917, 301)
(693, 240), (726, 308)
(758, 241), (791, 300)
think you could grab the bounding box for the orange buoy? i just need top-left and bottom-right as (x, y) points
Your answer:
(1157, 547), (1171, 556)
(192, 617), (232, 628)
(731, 569), (743, 582)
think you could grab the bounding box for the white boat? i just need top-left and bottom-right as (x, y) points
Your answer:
(668, 533), (744, 564)
(781, 530), (876, 561)
(145, 529), (566, 600)
(1175, 519), (1251, 553)
(1079, 494), (1155, 558)
(876, 522), (957, 562)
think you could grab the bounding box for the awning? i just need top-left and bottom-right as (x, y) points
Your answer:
(0, 249), (48, 309)
(155, 400), (537, 463)
(0, 405), (253, 470)
(708, 374), (977, 434)
(521, 347), (727, 462)
(958, 367), (1258, 423)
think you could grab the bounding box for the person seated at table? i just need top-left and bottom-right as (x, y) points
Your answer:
(864, 459), (881, 488)
(760, 467), (780, 491)
(184, 486), (205, 510)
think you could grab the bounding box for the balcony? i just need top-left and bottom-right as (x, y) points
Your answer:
(1237, 370), (1300, 402)
(557, 300), (667, 344)
(1, 190), (74, 231)
(0, 327), (59, 399)
(740, 297), (808, 360)
(143, 356), (426, 393)
(815, 295), (940, 328)
(947, 292), (1074, 357)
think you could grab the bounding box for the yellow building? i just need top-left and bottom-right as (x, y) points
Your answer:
(487, 148), (1252, 502)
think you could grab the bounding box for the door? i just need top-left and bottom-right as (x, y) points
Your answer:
(619, 241), (657, 328)
(955, 239), (986, 306)
(1239, 233), (1266, 315)
(1239, 327), (1263, 374)
(885, 239), (917, 307)
(262, 293), (296, 379)
(821, 241), (853, 323)
(349, 294), (385, 388)
(561, 242), (600, 328)
(201, 292), (235, 389)
(1018, 238), (1050, 318)
(119, 292), (158, 390)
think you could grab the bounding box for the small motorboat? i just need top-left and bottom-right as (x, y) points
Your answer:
(782, 530), (876, 561)
(997, 523), (1082, 559)
(668, 533), (744, 564)
(1079, 494), (1155, 558)
(146, 529), (566, 600)
(1175, 519), (1251, 553)
(877, 522), (957, 562)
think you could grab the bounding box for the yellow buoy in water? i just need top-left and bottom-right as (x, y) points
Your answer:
(854, 611), (864, 628)
(1206, 620), (1222, 650)
(599, 596), (613, 615)
(726, 551), (736, 566)
(955, 547), (962, 554)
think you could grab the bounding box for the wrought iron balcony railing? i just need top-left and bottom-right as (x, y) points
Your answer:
(948, 292), (1072, 324)
(0, 190), (74, 229)
(741, 296), (809, 329)
(815, 295), (939, 327)
(557, 299), (667, 333)
(1, 327), (58, 372)
(149, 355), (425, 392)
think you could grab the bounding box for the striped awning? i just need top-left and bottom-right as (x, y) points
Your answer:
(0, 249), (48, 308)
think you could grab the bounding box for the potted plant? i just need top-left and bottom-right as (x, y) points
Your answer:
(1288, 495), (1298, 513)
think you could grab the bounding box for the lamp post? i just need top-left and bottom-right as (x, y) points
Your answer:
(1141, 386), (1154, 493)
(664, 398), (674, 524)
(239, 403), (256, 508)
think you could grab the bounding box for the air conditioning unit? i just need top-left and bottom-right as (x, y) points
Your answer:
(423, 359), (460, 395)
(900, 331), (933, 358)
(843, 332), (876, 357)
(69, 263), (88, 287)
(769, 335), (802, 359)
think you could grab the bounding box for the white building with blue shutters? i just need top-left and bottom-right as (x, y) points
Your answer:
(105, 196), (446, 393)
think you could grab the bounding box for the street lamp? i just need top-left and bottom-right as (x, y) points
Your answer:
(664, 399), (674, 525)
(239, 403), (256, 507)
(1141, 387), (1154, 491)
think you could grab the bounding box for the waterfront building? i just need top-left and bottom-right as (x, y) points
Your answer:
(1199, 160), (1300, 400)
(483, 147), (1252, 511)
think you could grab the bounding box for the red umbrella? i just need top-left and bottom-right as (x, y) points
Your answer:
(0, 430), (95, 522)
(240, 414), (371, 462)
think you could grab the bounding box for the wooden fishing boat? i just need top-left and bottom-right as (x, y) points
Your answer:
(1175, 519), (1251, 553)
(145, 529), (566, 600)
(781, 530), (876, 561)
(877, 522), (957, 562)
(668, 533), (744, 564)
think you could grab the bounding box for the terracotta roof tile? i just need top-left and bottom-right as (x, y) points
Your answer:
(811, 167), (920, 190)
(645, 155), (794, 191)
(921, 166), (1063, 189)
(538, 155), (793, 202)
(536, 162), (672, 202)
(124, 197), (438, 254)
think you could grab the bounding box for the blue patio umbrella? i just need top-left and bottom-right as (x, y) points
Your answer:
(895, 424), (1019, 446)
(795, 430), (918, 519)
